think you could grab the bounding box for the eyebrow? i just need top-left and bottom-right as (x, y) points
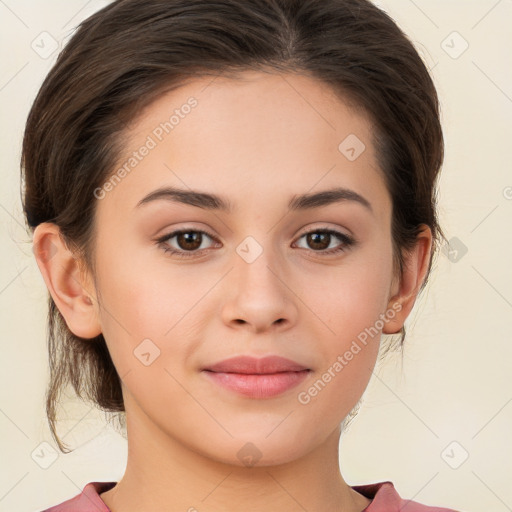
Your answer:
(135, 186), (373, 214)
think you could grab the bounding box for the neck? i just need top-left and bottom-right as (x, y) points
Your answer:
(100, 401), (370, 512)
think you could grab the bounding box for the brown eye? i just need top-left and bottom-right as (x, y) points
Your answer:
(176, 231), (203, 251)
(306, 232), (331, 250)
(158, 227), (354, 259)
(158, 229), (218, 257)
(295, 229), (355, 254)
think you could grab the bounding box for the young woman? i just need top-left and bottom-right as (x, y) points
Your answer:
(23, 0), (459, 510)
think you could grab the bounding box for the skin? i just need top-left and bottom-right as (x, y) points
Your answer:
(33, 70), (432, 512)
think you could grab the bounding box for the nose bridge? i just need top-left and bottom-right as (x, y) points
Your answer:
(234, 234), (283, 291)
(221, 234), (297, 331)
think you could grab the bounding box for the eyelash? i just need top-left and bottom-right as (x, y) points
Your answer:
(156, 227), (356, 259)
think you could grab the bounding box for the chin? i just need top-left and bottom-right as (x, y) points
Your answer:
(198, 433), (311, 469)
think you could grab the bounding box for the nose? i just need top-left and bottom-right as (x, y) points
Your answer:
(220, 245), (298, 334)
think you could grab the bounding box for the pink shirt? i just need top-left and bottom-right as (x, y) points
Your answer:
(41, 481), (460, 511)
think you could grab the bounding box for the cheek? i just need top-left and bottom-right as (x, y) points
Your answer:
(294, 274), (388, 432)
(93, 243), (186, 366)
(314, 246), (394, 344)
(302, 241), (393, 394)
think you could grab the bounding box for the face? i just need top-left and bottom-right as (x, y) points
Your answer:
(90, 70), (398, 466)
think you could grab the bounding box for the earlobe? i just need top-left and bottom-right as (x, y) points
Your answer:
(383, 225), (433, 335)
(32, 222), (102, 339)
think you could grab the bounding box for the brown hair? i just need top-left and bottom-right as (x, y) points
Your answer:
(21, 0), (445, 453)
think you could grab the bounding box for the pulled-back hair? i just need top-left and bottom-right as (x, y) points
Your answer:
(21, 0), (444, 453)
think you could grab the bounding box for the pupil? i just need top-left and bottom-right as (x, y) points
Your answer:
(179, 232), (201, 249)
(308, 233), (330, 249)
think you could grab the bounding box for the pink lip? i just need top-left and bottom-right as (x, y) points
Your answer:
(202, 356), (311, 398)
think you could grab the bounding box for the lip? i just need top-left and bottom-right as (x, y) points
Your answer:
(202, 356), (311, 398)
(204, 355), (309, 374)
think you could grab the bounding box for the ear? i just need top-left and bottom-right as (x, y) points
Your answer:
(383, 224), (432, 335)
(32, 222), (102, 339)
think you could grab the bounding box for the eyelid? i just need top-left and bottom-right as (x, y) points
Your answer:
(156, 224), (356, 258)
(293, 226), (356, 252)
(155, 224), (218, 242)
(297, 225), (353, 240)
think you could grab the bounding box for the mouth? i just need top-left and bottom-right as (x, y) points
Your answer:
(202, 355), (311, 398)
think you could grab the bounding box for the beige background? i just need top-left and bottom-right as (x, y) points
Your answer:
(1, 1), (511, 511)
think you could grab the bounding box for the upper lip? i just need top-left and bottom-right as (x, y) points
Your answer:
(203, 356), (310, 374)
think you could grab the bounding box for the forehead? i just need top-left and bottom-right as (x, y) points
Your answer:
(96, 70), (390, 218)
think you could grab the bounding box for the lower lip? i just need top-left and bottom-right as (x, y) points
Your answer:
(203, 370), (310, 398)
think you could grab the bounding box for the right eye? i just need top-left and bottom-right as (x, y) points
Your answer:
(156, 229), (220, 258)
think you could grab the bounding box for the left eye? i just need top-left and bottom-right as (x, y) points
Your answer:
(157, 228), (354, 258)
(294, 229), (355, 254)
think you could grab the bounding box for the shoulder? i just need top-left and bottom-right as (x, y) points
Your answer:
(352, 481), (461, 512)
(40, 482), (116, 512)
